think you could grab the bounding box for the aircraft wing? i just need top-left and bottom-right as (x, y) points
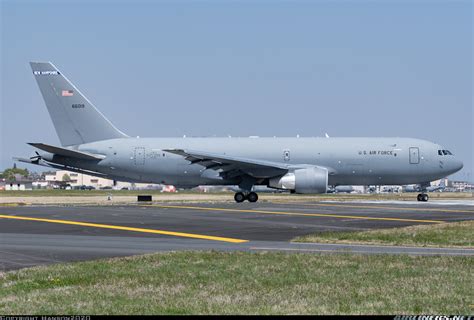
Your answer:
(28, 143), (105, 160)
(163, 149), (289, 179)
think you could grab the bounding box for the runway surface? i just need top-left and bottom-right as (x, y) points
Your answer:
(1, 200), (473, 270)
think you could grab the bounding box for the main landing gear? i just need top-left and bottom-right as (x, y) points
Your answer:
(234, 192), (259, 203)
(417, 193), (429, 202)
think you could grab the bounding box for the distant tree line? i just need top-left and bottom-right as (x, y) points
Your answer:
(0, 167), (29, 181)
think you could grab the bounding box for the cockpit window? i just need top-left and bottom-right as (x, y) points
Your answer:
(438, 149), (453, 156)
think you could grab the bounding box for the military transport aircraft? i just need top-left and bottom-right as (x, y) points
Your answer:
(16, 62), (463, 202)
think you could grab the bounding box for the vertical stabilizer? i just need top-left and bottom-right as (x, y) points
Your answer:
(30, 62), (127, 146)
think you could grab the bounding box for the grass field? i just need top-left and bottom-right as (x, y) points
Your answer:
(0, 251), (472, 315)
(294, 221), (474, 248)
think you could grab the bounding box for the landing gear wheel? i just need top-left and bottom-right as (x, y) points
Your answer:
(247, 192), (258, 203)
(417, 194), (429, 202)
(234, 192), (246, 203)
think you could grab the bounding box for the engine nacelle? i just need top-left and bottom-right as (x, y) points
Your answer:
(268, 167), (328, 194)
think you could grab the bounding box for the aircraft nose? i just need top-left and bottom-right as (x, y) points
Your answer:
(454, 158), (463, 171)
(443, 157), (463, 175)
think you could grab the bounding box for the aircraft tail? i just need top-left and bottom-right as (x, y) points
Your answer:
(30, 62), (127, 146)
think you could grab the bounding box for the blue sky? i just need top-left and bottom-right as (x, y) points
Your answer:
(1, 0), (472, 181)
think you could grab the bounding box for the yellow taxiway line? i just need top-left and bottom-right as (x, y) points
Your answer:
(0, 214), (248, 243)
(144, 204), (445, 224)
(271, 201), (474, 214)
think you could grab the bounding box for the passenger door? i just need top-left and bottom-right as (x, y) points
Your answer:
(409, 147), (420, 164)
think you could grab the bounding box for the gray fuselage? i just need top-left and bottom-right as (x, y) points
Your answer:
(44, 137), (463, 188)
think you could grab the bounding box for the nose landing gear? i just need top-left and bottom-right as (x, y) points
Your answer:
(234, 191), (259, 203)
(417, 193), (429, 202)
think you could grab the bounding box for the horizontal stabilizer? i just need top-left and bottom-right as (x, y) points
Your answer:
(28, 143), (105, 160)
(13, 156), (107, 176)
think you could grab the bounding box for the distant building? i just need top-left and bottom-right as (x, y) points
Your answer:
(44, 170), (113, 189)
(430, 178), (449, 187)
(41, 170), (159, 190)
(450, 180), (474, 192)
(4, 174), (34, 191)
(32, 180), (49, 189)
(351, 186), (365, 193)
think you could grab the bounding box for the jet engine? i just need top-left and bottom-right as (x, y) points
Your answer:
(268, 166), (328, 194)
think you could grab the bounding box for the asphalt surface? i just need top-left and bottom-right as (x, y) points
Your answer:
(1, 200), (473, 270)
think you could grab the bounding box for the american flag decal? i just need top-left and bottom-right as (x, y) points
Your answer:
(62, 90), (74, 97)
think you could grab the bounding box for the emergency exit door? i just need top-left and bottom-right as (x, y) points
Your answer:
(409, 147), (420, 164)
